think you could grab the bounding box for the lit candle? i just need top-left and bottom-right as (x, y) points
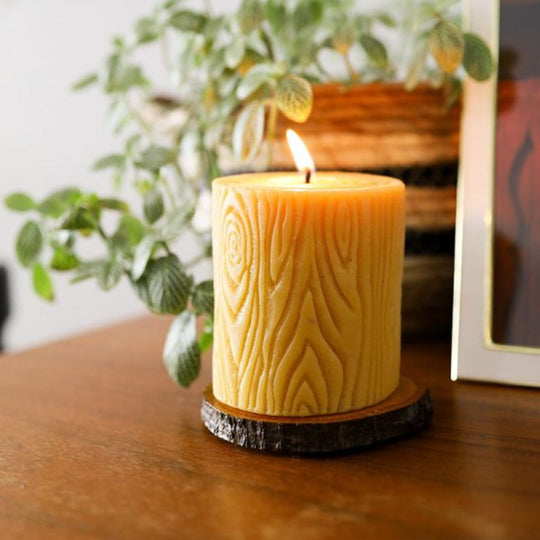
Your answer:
(212, 131), (405, 416)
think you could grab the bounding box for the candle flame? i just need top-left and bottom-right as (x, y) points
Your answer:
(286, 129), (315, 182)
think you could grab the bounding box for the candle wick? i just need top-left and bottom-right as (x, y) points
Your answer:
(305, 169), (311, 184)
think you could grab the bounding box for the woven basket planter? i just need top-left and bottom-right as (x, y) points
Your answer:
(272, 83), (461, 340)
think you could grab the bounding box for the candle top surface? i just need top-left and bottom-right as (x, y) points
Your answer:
(214, 172), (403, 192)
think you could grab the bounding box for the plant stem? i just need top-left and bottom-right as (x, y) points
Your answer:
(342, 53), (359, 83)
(260, 29), (276, 62)
(266, 100), (278, 167)
(97, 224), (109, 243)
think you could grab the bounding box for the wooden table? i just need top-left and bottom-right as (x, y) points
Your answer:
(0, 317), (538, 539)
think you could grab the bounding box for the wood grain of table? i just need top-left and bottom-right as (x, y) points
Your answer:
(0, 316), (539, 540)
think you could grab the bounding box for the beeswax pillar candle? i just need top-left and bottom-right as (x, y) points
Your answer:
(212, 172), (405, 417)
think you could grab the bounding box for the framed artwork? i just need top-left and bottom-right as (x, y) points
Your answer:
(452, 0), (540, 386)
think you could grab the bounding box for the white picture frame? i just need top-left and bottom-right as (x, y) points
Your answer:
(451, 0), (540, 387)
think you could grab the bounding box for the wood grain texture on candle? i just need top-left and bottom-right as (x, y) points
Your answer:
(212, 172), (405, 416)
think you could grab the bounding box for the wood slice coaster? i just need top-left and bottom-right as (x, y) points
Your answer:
(201, 377), (433, 454)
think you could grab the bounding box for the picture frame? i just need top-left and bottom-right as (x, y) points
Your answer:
(451, 0), (540, 386)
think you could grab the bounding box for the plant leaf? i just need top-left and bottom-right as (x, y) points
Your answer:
(38, 188), (82, 218)
(135, 17), (160, 44)
(405, 39), (430, 90)
(444, 76), (463, 109)
(143, 189), (165, 224)
(138, 145), (175, 172)
(204, 16), (225, 40)
(225, 38), (246, 69)
(169, 10), (206, 32)
(276, 74), (313, 123)
(163, 311), (201, 387)
(132, 235), (156, 281)
(463, 33), (493, 81)
(160, 208), (194, 241)
(233, 101), (265, 161)
(4, 193), (36, 212)
(72, 73), (98, 91)
(112, 215), (145, 251)
(376, 13), (397, 27)
(236, 64), (281, 100)
(132, 273), (153, 309)
(16, 221), (43, 267)
(96, 259), (123, 291)
(265, 1), (286, 33)
(332, 22), (357, 54)
(106, 64), (148, 93)
(50, 247), (79, 271)
(108, 99), (130, 134)
(429, 20), (464, 73)
(208, 51), (226, 80)
(119, 65), (148, 91)
(70, 261), (103, 284)
(32, 263), (54, 301)
(191, 280), (214, 316)
(99, 198), (129, 212)
(104, 52), (122, 89)
(92, 154), (126, 171)
(238, 0), (264, 33)
(191, 280), (214, 317)
(125, 133), (141, 155)
(61, 207), (97, 231)
(435, 0), (460, 11)
(359, 34), (388, 68)
(146, 254), (193, 314)
(294, 0), (323, 28)
(163, 0), (183, 9)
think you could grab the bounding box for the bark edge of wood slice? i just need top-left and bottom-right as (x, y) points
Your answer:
(201, 377), (433, 454)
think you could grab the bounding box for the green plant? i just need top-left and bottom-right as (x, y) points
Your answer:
(4, 0), (493, 387)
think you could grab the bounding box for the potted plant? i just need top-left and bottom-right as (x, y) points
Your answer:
(4, 0), (493, 386)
